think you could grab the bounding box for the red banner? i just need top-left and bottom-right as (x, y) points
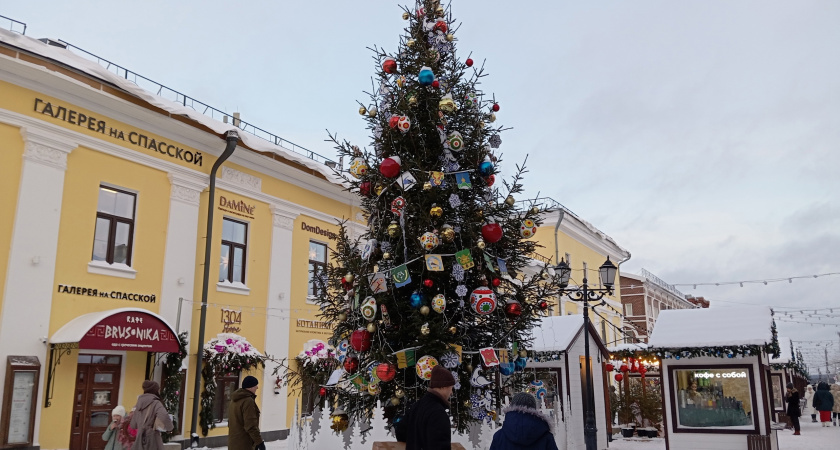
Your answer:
(79, 311), (179, 352)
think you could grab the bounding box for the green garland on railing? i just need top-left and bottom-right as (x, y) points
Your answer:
(161, 332), (188, 442)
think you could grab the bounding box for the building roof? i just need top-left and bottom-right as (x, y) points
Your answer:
(530, 314), (609, 356)
(647, 306), (773, 348)
(770, 337), (793, 364)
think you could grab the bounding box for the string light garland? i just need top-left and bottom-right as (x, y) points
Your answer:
(661, 271), (840, 289)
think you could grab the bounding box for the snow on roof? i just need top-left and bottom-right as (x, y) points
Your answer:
(770, 337), (793, 364)
(648, 306), (773, 349)
(530, 315), (584, 352)
(0, 29), (344, 185)
(608, 342), (648, 353)
(51, 307), (176, 344)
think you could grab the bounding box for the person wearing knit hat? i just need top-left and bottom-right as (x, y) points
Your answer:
(785, 382), (801, 435)
(396, 365), (455, 449)
(102, 405), (126, 450)
(228, 376), (265, 450)
(130, 381), (173, 450)
(490, 392), (558, 450)
(142, 380), (160, 396)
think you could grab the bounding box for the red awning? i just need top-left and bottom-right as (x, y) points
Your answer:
(51, 308), (179, 353)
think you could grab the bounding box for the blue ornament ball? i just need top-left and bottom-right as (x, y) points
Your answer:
(499, 362), (515, 376)
(410, 290), (425, 309)
(675, 355), (680, 360)
(514, 357), (527, 371)
(418, 66), (435, 86)
(478, 161), (494, 176)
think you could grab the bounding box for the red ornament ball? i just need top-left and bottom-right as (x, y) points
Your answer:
(423, 278), (434, 288)
(465, 58), (474, 67)
(319, 387), (327, 397)
(376, 363), (397, 382)
(491, 278), (501, 287)
(344, 357), (359, 373)
(359, 181), (372, 197)
(388, 115), (401, 129)
(615, 373), (623, 382)
(538, 300), (549, 310)
(619, 364), (629, 373)
(432, 80), (440, 88)
(379, 156), (402, 178)
(504, 302), (522, 317)
(382, 57), (397, 74)
(485, 174), (495, 187)
(434, 20), (448, 33)
(605, 363), (615, 372)
(481, 223), (503, 243)
(492, 103), (500, 112)
(350, 329), (372, 352)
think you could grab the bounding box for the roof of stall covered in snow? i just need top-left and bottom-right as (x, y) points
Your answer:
(608, 343), (648, 353)
(647, 306), (773, 349)
(530, 315), (609, 356)
(0, 29), (344, 185)
(770, 336), (793, 364)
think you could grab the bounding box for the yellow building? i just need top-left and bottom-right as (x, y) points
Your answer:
(524, 198), (631, 349)
(0, 26), (365, 449)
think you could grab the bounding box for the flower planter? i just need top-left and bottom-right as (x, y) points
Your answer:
(621, 428), (635, 438)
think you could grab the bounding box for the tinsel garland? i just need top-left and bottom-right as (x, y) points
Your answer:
(161, 332), (188, 442)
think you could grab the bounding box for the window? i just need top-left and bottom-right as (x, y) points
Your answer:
(92, 186), (136, 265)
(213, 372), (239, 423)
(219, 218), (248, 283)
(669, 365), (757, 433)
(625, 304), (634, 316)
(308, 241), (328, 299)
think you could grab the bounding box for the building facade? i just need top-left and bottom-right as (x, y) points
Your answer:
(619, 269), (699, 343)
(0, 26), (366, 450)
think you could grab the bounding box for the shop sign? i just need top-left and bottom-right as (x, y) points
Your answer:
(221, 308), (242, 333)
(296, 319), (331, 336)
(301, 222), (338, 240)
(33, 98), (203, 166)
(80, 311), (179, 352)
(218, 195), (256, 219)
(57, 283), (156, 303)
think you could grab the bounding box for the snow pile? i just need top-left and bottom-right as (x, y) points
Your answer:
(530, 315), (584, 352)
(770, 336), (793, 364)
(609, 342), (649, 352)
(648, 306), (773, 349)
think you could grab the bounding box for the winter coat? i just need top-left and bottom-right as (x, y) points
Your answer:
(812, 383), (835, 412)
(102, 424), (121, 450)
(802, 387), (816, 415)
(117, 411), (136, 450)
(489, 406), (559, 450)
(228, 389), (263, 450)
(396, 391), (452, 450)
(129, 394), (173, 450)
(785, 390), (800, 418)
(831, 384), (840, 414)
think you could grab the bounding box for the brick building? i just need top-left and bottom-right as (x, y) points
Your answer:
(619, 269), (699, 343)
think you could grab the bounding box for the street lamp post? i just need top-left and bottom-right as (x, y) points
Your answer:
(554, 256), (617, 450)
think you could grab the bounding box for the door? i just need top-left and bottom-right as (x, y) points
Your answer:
(70, 354), (122, 450)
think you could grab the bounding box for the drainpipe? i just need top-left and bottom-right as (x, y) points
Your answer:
(189, 130), (239, 446)
(553, 208), (566, 316)
(616, 251), (632, 342)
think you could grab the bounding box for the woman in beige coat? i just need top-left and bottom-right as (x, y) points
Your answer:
(831, 383), (840, 426)
(129, 381), (173, 450)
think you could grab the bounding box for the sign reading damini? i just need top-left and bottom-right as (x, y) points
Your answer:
(219, 195), (255, 219)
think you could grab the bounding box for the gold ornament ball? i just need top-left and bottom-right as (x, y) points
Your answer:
(420, 305), (430, 316)
(358, 106), (367, 115)
(464, 400), (472, 408)
(395, 389), (405, 398)
(441, 227), (455, 242)
(435, 6), (445, 16)
(374, 184), (384, 196)
(505, 195), (516, 206)
(449, 326), (457, 334)
(423, 182), (432, 191)
(421, 325), (430, 335)
(407, 39), (416, 47)
(446, 34), (455, 42)
(367, 322), (378, 333)
(408, 96), (417, 106)
(520, 350), (528, 358)
(337, 312), (347, 322)
(387, 221), (401, 237)
(489, 113), (497, 123)
(531, 206), (540, 215)
(430, 205), (443, 218)
(439, 97), (457, 113)
(541, 272), (550, 280)
(391, 397), (401, 406)
(382, 252), (392, 260)
(402, 12), (410, 20)
(345, 273), (354, 283)
(478, 121), (485, 129)
(368, 107), (378, 117)
(466, 364), (473, 372)
(476, 238), (486, 250)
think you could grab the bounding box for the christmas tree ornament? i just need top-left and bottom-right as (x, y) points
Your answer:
(446, 34), (454, 42)
(464, 400), (472, 408)
(449, 326), (457, 334)
(538, 300), (549, 310)
(423, 278), (434, 288)
(504, 299), (522, 317)
(465, 58), (474, 67)
(476, 238), (486, 249)
(423, 181), (432, 190)
(396, 75), (406, 87)
(420, 323), (430, 335)
(359, 106), (367, 115)
(408, 96), (417, 106)
(615, 373), (623, 382)
(419, 231), (440, 251)
(367, 383), (381, 395)
(410, 290), (425, 309)
(491, 278), (501, 287)
(350, 329), (372, 352)
(391, 196), (406, 215)
(416, 355), (438, 380)
(402, 12), (410, 20)
(492, 103), (500, 112)
(344, 357), (359, 373)
(382, 251), (392, 260)
(430, 204), (443, 218)
(434, 20), (448, 33)
(514, 357), (527, 371)
(407, 39), (416, 47)
(420, 305), (430, 315)
(505, 195), (515, 206)
(383, 57), (397, 74)
(528, 380), (547, 400)
(464, 92), (479, 108)
(470, 367), (492, 387)
(367, 322), (377, 333)
(440, 225), (455, 243)
(418, 66), (435, 86)
(478, 158), (494, 176)
(397, 115), (411, 133)
(432, 294), (446, 313)
(530, 206), (540, 215)
(435, 5), (445, 16)
(319, 387), (327, 396)
(361, 296), (377, 321)
(390, 397), (400, 406)
(470, 286), (497, 315)
(432, 80), (440, 88)
(499, 362), (514, 376)
(368, 107), (378, 117)
(481, 223), (503, 243)
(439, 94), (456, 113)
(388, 115), (400, 129)
(447, 131), (464, 151)
(441, 352), (459, 368)
(345, 273), (354, 283)
(519, 219), (537, 238)
(488, 112), (496, 122)
(359, 181), (372, 197)
(395, 389), (405, 398)
(380, 156), (402, 178)
(520, 349), (528, 358)
(361, 239), (379, 261)
(337, 312), (347, 322)
(484, 175), (495, 187)
(489, 134), (502, 148)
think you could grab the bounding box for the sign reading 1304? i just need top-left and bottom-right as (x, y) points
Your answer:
(221, 309), (242, 333)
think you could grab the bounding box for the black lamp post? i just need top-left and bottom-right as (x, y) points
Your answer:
(554, 256), (617, 450)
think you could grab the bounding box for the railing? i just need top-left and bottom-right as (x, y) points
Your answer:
(0, 14), (27, 35)
(531, 251), (554, 265)
(514, 196), (578, 217)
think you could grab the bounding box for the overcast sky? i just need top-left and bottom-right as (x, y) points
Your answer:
(4, 1), (839, 369)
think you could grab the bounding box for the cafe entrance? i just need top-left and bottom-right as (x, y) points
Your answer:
(70, 355), (122, 450)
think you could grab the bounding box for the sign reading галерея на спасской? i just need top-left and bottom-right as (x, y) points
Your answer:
(33, 98), (204, 166)
(57, 283), (157, 303)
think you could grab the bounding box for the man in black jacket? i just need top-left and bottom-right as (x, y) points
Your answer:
(397, 365), (455, 449)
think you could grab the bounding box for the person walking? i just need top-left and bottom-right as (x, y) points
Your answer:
(489, 392), (559, 450)
(117, 408), (137, 450)
(830, 383), (840, 426)
(396, 365), (456, 450)
(103, 405), (126, 450)
(129, 381), (173, 450)
(785, 383), (801, 435)
(812, 381), (835, 427)
(228, 376), (265, 450)
(803, 384), (817, 422)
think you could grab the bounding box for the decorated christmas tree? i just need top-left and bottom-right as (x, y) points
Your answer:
(291, 0), (560, 431)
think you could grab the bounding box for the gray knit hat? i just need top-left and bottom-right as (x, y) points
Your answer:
(511, 392), (537, 410)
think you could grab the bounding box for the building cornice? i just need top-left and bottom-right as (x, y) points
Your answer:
(542, 210), (630, 262)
